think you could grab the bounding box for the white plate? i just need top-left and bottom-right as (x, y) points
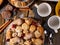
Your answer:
(4, 19), (45, 45)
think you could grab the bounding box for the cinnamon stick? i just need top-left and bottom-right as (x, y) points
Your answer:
(0, 21), (9, 29)
(0, 20), (12, 33)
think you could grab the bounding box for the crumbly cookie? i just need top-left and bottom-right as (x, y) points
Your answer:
(25, 18), (32, 25)
(34, 30), (41, 38)
(13, 19), (23, 25)
(37, 26), (44, 35)
(29, 25), (36, 33)
(6, 30), (12, 40)
(34, 39), (43, 45)
(15, 26), (22, 32)
(22, 23), (29, 30)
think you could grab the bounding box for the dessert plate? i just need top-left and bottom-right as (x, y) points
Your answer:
(4, 18), (44, 45)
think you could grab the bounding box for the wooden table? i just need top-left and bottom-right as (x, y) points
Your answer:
(0, 0), (60, 45)
(0, 15), (4, 45)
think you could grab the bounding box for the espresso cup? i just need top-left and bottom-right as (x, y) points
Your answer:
(34, 3), (52, 17)
(48, 15), (60, 33)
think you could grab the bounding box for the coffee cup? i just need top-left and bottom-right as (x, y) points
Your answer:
(48, 15), (60, 33)
(34, 3), (52, 17)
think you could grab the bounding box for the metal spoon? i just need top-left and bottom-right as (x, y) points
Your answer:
(49, 33), (53, 45)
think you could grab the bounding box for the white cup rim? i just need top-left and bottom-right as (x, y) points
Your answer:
(37, 3), (52, 17)
(48, 15), (60, 30)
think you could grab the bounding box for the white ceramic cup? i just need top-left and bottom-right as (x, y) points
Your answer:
(48, 15), (60, 33)
(34, 3), (52, 17)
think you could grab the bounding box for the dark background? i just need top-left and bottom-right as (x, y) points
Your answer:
(36, 0), (60, 45)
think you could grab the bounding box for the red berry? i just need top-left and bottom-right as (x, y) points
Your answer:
(32, 21), (37, 27)
(6, 39), (10, 41)
(12, 24), (17, 28)
(21, 33), (25, 39)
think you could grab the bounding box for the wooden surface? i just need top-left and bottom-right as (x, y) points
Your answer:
(0, 15), (4, 45)
(0, 0), (60, 45)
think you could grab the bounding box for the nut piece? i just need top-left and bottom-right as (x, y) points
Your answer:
(24, 41), (31, 45)
(15, 26), (22, 32)
(37, 26), (44, 35)
(6, 30), (12, 40)
(29, 25), (36, 33)
(9, 37), (20, 45)
(25, 18), (32, 25)
(34, 39), (43, 45)
(31, 38), (35, 42)
(24, 33), (32, 40)
(22, 23), (29, 30)
(12, 32), (18, 37)
(13, 19), (22, 25)
(34, 30), (41, 38)
(18, 32), (22, 37)
(23, 30), (28, 33)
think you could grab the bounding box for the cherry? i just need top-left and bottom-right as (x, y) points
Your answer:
(6, 39), (10, 42)
(12, 24), (17, 28)
(32, 21), (37, 27)
(20, 33), (25, 39)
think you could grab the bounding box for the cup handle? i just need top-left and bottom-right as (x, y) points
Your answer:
(54, 29), (58, 33)
(34, 4), (38, 8)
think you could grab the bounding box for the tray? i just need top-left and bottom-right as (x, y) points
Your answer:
(3, 18), (45, 45)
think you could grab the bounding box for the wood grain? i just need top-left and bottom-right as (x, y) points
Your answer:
(0, 20), (12, 33)
(0, 15), (4, 45)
